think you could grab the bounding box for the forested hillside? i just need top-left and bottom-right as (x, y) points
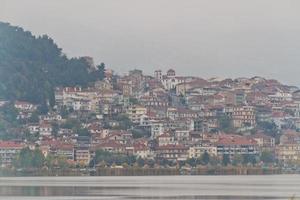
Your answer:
(0, 22), (104, 106)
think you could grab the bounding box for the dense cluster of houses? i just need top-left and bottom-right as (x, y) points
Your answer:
(1, 68), (300, 168)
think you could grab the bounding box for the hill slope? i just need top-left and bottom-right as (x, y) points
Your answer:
(0, 22), (104, 106)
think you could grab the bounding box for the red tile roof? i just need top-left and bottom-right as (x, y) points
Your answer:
(217, 135), (257, 146)
(0, 141), (23, 149)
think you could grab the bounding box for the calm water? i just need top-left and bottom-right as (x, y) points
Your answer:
(0, 175), (299, 200)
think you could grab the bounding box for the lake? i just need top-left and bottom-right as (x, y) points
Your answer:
(0, 175), (299, 200)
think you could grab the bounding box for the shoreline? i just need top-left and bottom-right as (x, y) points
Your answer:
(0, 166), (290, 177)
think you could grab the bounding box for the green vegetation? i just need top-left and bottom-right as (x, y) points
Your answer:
(129, 97), (139, 105)
(93, 150), (136, 166)
(14, 147), (45, 169)
(200, 151), (210, 165)
(0, 22), (105, 105)
(260, 150), (275, 164)
(257, 120), (280, 138)
(60, 118), (90, 136)
(131, 127), (151, 139)
(112, 114), (133, 130)
(0, 103), (18, 124)
(0, 103), (20, 140)
(222, 154), (230, 166)
(218, 114), (233, 133)
(23, 130), (40, 142)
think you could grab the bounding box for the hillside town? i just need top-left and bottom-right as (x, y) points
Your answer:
(1, 67), (300, 173)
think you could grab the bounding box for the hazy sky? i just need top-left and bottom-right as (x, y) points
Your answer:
(1, 0), (300, 86)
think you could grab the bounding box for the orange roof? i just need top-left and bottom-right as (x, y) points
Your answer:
(133, 143), (148, 151)
(217, 135), (257, 146)
(0, 141), (23, 149)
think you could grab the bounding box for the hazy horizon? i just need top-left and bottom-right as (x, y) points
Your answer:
(1, 0), (300, 86)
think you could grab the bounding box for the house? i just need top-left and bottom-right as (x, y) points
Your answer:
(14, 101), (37, 111)
(249, 133), (275, 150)
(176, 79), (209, 96)
(157, 132), (176, 146)
(127, 105), (147, 124)
(268, 91), (293, 103)
(276, 130), (300, 165)
(280, 130), (300, 144)
(93, 141), (126, 154)
(150, 120), (166, 139)
(0, 141), (23, 167)
(133, 142), (151, 159)
(39, 114), (62, 122)
(54, 87), (99, 112)
(140, 94), (169, 108)
(102, 130), (133, 145)
(161, 69), (197, 90)
(175, 129), (190, 142)
(74, 146), (91, 166)
(276, 144), (300, 165)
(27, 124), (40, 134)
(189, 142), (218, 158)
(155, 144), (189, 161)
(39, 123), (52, 136)
(95, 80), (113, 91)
(216, 134), (258, 157)
(0, 100), (9, 107)
(55, 144), (75, 160)
(232, 106), (256, 128)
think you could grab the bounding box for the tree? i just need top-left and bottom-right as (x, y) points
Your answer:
(260, 151), (274, 164)
(129, 97), (139, 105)
(0, 121), (5, 132)
(0, 22), (105, 105)
(257, 120), (279, 138)
(186, 158), (197, 167)
(45, 154), (55, 169)
(59, 106), (70, 118)
(16, 147), (33, 168)
(131, 128), (151, 139)
(222, 154), (230, 166)
(14, 147), (45, 169)
(23, 130), (40, 142)
(209, 156), (220, 166)
(51, 122), (59, 137)
(32, 149), (45, 168)
(137, 157), (145, 167)
(242, 154), (257, 165)
(200, 151), (210, 165)
(37, 100), (49, 115)
(0, 103), (18, 124)
(218, 114), (233, 133)
(61, 119), (80, 129)
(89, 63), (105, 82)
(94, 150), (136, 166)
(146, 159), (155, 168)
(158, 158), (170, 167)
(77, 128), (90, 137)
(114, 114), (132, 130)
(178, 94), (187, 106)
(57, 156), (70, 170)
(126, 155), (137, 166)
(29, 111), (39, 123)
(232, 154), (243, 166)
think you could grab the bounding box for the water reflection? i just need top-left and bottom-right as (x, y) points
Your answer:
(0, 175), (299, 200)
